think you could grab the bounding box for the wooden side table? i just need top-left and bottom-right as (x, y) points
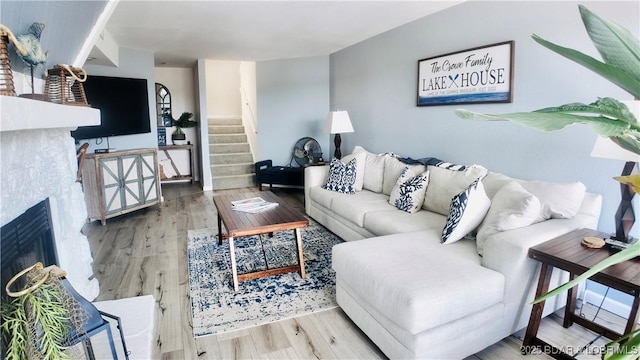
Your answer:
(158, 144), (195, 184)
(522, 228), (640, 359)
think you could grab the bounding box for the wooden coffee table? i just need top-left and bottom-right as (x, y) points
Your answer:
(212, 191), (309, 291)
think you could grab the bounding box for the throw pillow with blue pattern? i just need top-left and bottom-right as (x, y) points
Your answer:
(323, 157), (358, 194)
(388, 167), (430, 213)
(441, 178), (491, 244)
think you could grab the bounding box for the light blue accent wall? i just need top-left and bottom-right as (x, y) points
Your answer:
(256, 56), (330, 166)
(0, 1), (106, 77)
(330, 1), (639, 238)
(82, 47), (158, 152)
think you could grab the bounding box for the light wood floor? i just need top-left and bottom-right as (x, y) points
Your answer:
(84, 183), (628, 359)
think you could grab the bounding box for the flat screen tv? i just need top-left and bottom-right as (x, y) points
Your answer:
(71, 75), (151, 140)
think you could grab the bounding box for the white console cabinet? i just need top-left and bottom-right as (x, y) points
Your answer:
(82, 148), (161, 225)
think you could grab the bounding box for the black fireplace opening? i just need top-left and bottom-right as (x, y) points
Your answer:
(1, 198), (58, 299)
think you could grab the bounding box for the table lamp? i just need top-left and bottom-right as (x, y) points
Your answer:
(326, 110), (354, 159)
(590, 100), (640, 243)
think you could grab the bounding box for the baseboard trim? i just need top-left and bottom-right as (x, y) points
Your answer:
(583, 289), (639, 325)
(202, 185), (213, 191)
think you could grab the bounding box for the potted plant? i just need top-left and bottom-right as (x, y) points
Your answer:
(455, 6), (639, 359)
(169, 111), (197, 145)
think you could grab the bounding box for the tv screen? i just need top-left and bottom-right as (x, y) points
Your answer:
(71, 75), (151, 140)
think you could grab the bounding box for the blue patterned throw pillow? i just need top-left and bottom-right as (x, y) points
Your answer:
(441, 178), (491, 244)
(388, 167), (430, 213)
(323, 157), (358, 194)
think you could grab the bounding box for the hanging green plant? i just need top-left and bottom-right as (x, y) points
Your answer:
(1, 263), (83, 360)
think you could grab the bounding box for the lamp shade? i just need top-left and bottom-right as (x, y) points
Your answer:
(591, 136), (640, 162)
(326, 111), (354, 134)
(590, 100), (640, 162)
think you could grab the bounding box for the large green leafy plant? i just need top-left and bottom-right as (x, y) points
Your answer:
(455, 5), (639, 359)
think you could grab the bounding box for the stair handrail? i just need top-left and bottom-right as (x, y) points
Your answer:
(240, 86), (257, 134)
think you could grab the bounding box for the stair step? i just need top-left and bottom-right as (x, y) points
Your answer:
(208, 125), (245, 134)
(212, 174), (256, 190)
(209, 143), (251, 154)
(209, 118), (242, 126)
(210, 152), (254, 165)
(209, 133), (248, 144)
(211, 163), (254, 176)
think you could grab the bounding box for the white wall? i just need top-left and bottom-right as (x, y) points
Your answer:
(196, 60), (212, 190)
(240, 61), (258, 161)
(256, 55), (330, 166)
(205, 60), (242, 118)
(82, 47), (158, 152)
(155, 67), (200, 181)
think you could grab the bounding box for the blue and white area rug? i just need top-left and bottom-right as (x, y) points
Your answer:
(187, 219), (343, 337)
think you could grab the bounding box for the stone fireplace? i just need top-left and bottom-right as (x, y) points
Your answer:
(0, 95), (100, 300)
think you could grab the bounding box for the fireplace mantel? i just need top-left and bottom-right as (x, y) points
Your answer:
(0, 95), (100, 132)
(0, 95), (101, 300)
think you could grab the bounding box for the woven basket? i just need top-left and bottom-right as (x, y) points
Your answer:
(44, 64), (89, 106)
(0, 33), (16, 96)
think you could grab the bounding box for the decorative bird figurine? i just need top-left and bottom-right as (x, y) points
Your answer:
(14, 22), (48, 66)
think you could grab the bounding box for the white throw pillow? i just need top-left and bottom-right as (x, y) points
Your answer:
(441, 179), (491, 244)
(341, 151), (367, 192)
(352, 146), (386, 193)
(322, 157), (357, 194)
(382, 156), (426, 195)
(519, 180), (586, 220)
(476, 181), (542, 256)
(423, 164), (489, 215)
(388, 167), (430, 213)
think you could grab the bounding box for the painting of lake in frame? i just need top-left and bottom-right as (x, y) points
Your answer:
(417, 41), (514, 106)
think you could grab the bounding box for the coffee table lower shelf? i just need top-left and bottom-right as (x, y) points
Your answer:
(224, 228), (306, 291)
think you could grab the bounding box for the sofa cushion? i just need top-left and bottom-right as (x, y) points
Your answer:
(519, 180), (586, 220)
(389, 167), (430, 213)
(330, 191), (391, 227)
(323, 157), (357, 194)
(476, 181), (541, 256)
(341, 151), (367, 191)
(383, 156), (426, 196)
(441, 179), (491, 244)
(332, 231), (505, 334)
(309, 185), (342, 209)
(423, 164), (488, 215)
(363, 209), (447, 236)
(352, 146), (387, 193)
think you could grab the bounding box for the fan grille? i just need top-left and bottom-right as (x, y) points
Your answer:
(292, 137), (322, 166)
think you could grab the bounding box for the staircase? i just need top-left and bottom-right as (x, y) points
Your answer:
(209, 118), (256, 190)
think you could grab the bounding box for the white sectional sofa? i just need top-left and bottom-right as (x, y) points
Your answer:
(304, 146), (602, 359)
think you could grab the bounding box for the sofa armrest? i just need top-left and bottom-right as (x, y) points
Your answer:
(304, 165), (329, 214)
(482, 192), (601, 274)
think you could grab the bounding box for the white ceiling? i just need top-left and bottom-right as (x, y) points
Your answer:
(95, 0), (462, 67)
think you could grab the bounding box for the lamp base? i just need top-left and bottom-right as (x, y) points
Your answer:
(333, 133), (342, 159)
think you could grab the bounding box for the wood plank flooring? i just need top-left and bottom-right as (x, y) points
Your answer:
(84, 183), (630, 359)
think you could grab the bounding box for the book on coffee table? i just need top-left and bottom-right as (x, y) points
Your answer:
(231, 197), (278, 213)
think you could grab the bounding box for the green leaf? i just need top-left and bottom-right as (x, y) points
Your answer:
(603, 328), (640, 360)
(579, 5), (640, 82)
(532, 242), (640, 305)
(531, 34), (640, 99)
(611, 135), (640, 155)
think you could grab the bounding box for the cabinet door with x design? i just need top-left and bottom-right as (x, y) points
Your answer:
(83, 149), (161, 225)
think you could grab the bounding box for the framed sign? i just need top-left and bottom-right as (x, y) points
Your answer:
(417, 41), (514, 106)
